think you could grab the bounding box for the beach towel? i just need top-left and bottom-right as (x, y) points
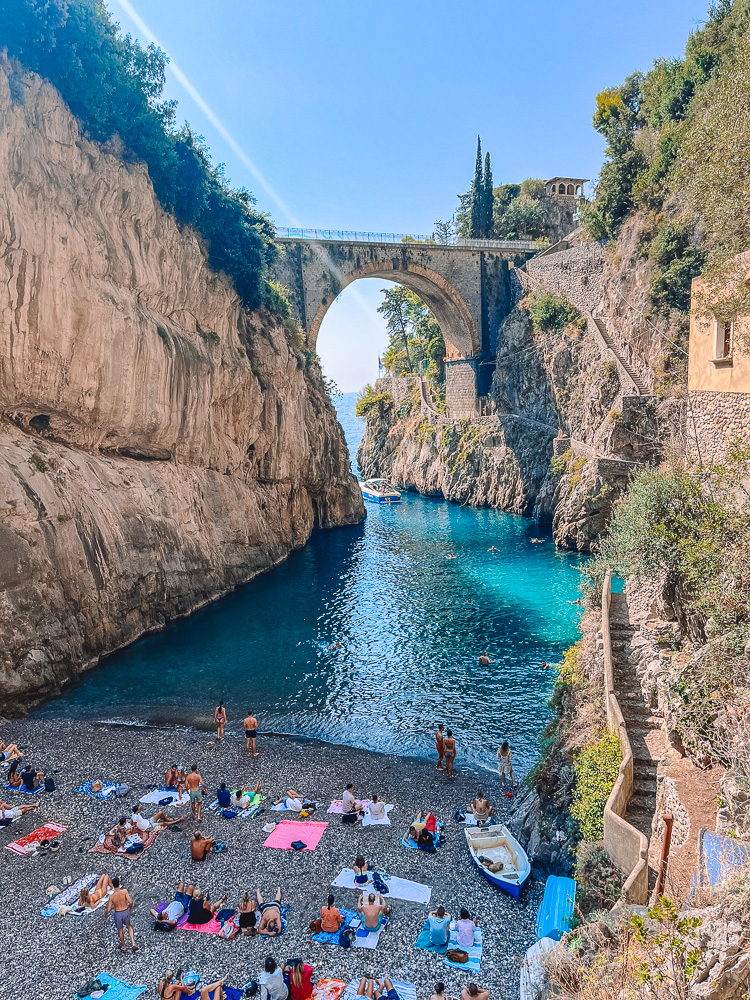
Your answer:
(184, 990), (242, 1000)
(75, 781), (118, 800)
(310, 907), (359, 945)
(139, 787), (189, 807)
(263, 819), (327, 851)
(240, 801), (263, 819)
(401, 815), (443, 851)
(5, 822), (67, 855)
(331, 869), (432, 904)
(415, 919), (449, 955)
(311, 980), (347, 1000)
(176, 913), (224, 934)
(5, 783), (45, 794)
(74, 972), (147, 1000)
(341, 980), (415, 1000)
(89, 828), (159, 858)
(42, 874), (99, 916)
(355, 915), (388, 949)
(362, 804), (394, 827)
(328, 799), (371, 814)
(443, 925), (483, 972)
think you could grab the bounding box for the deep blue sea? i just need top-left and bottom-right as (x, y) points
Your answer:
(34, 393), (586, 774)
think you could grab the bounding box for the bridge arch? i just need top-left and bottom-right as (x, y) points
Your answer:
(306, 258), (479, 360)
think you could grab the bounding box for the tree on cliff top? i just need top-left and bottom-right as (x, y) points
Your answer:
(467, 136), (484, 239)
(481, 151), (494, 240)
(2, 0), (281, 315)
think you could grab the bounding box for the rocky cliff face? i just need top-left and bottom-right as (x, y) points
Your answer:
(0, 58), (364, 713)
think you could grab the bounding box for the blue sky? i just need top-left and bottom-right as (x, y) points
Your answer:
(108, 0), (710, 391)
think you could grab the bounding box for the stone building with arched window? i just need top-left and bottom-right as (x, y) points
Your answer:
(544, 177), (588, 198)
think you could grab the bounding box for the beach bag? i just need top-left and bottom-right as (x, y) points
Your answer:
(222, 808), (238, 819)
(291, 840), (307, 851)
(153, 920), (174, 932)
(446, 948), (469, 964)
(214, 840), (227, 853)
(455, 809), (466, 822)
(44, 776), (56, 792)
(372, 873), (389, 895)
(341, 813), (357, 825)
(218, 916), (238, 938)
(338, 926), (356, 948)
(91, 780), (103, 793)
(115, 783), (129, 797)
(309, 918), (323, 933)
(158, 796), (172, 806)
(76, 980), (109, 998)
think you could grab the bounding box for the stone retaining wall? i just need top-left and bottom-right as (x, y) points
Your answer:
(687, 390), (750, 463)
(525, 242), (604, 315)
(375, 375), (416, 408)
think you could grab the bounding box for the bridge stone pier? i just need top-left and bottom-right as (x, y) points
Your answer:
(273, 236), (537, 416)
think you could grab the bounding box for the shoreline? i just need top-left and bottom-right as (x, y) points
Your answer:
(0, 716), (544, 1000)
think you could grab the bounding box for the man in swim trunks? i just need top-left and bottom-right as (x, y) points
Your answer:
(0, 799), (40, 821)
(149, 880), (195, 928)
(357, 891), (390, 931)
(256, 886), (284, 936)
(185, 765), (207, 820)
(243, 709), (259, 758)
(190, 830), (215, 861)
(103, 877), (137, 953)
(478, 652), (495, 666)
(355, 978), (401, 1000)
(434, 723), (445, 770)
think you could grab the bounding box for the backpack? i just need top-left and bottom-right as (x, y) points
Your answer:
(446, 948), (469, 964)
(158, 797), (172, 807)
(372, 873), (389, 895)
(115, 783), (129, 797)
(44, 776), (56, 793)
(338, 926), (356, 948)
(76, 980), (109, 998)
(221, 808), (238, 819)
(341, 813), (357, 825)
(290, 840), (307, 851)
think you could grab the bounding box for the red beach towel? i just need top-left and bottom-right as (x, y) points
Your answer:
(5, 822), (67, 855)
(425, 813), (437, 833)
(263, 819), (328, 851)
(311, 981), (347, 1000)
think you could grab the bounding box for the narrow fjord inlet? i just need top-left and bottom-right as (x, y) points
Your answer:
(36, 393), (586, 775)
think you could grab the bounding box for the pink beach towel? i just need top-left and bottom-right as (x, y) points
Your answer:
(263, 819), (328, 851)
(5, 822), (67, 855)
(177, 914), (223, 934)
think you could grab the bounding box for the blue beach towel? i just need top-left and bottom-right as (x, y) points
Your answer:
(74, 972), (147, 1000)
(341, 981), (416, 1000)
(311, 907), (359, 944)
(415, 919), (449, 955)
(5, 783), (45, 795)
(443, 925), (483, 971)
(185, 991), (242, 1000)
(401, 820), (443, 851)
(74, 781), (118, 800)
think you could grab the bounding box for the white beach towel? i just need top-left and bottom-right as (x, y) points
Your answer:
(463, 812), (478, 826)
(354, 918), (388, 949)
(362, 804), (394, 827)
(331, 868), (432, 904)
(68, 888), (113, 916)
(139, 788), (189, 806)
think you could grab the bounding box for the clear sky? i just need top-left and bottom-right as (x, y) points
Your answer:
(108, 0), (710, 391)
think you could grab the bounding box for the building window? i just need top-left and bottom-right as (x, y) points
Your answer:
(714, 318), (734, 361)
(567, 184), (575, 195)
(550, 184), (556, 194)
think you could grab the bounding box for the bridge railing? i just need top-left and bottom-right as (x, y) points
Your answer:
(274, 227), (540, 251)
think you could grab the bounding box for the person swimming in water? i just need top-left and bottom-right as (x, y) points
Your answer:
(478, 652), (495, 666)
(487, 545), (499, 553)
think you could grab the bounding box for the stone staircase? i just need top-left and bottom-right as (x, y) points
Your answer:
(610, 593), (664, 884)
(592, 317), (649, 394)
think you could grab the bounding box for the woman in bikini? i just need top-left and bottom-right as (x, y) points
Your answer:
(443, 729), (457, 778)
(6, 760), (22, 790)
(214, 701), (227, 741)
(353, 855), (369, 885)
(78, 874), (114, 910)
(238, 891), (257, 936)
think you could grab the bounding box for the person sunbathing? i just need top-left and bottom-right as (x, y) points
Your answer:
(6, 761), (22, 789)
(0, 742), (21, 761)
(273, 789), (314, 812)
(233, 779), (263, 810)
(469, 790), (495, 825)
(149, 880), (196, 928)
(356, 978), (402, 1000)
(185, 888), (228, 925)
(256, 886), (284, 936)
(0, 799), (40, 821)
(358, 891), (390, 931)
(157, 970), (227, 1000)
(406, 811), (428, 845)
(78, 874), (114, 910)
(164, 765), (185, 792)
(191, 830), (215, 861)
(130, 803), (184, 833)
(238, 891), (257, 936)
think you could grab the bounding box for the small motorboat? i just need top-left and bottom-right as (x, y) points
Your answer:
(464, 823), (531, 899)
(360, 478), (401, 503)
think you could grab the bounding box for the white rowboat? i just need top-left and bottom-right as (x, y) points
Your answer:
(464, 823), (531, 899)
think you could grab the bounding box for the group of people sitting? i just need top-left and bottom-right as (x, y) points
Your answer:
(405, 812), (442, 850)
(5, 760), (48, 792)
(150, 881), (287, 937)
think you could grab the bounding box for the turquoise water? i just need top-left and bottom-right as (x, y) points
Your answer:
(34, 393), (586, 774)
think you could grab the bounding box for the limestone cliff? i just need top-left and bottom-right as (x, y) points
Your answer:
(0, 58), (364, 713)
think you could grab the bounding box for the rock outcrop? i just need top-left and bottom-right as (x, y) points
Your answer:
(0, 57), (364, 712)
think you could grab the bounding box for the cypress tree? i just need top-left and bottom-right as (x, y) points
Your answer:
(468, 136), (483, 239)
(482, 151), (494, 237)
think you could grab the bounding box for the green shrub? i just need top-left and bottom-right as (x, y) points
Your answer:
(30, 453), (48, 473)
(574, 841), (625, 915)
(355, 384), (394, 421)
(528, 289), (581, 334)
(570, 728), (622, 841)
(551, 449), (571, 479)
(198, 328), (220, 343)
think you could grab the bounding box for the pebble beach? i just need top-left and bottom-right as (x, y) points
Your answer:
(0, 718), (542, 1000)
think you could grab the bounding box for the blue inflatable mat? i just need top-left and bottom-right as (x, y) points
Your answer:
(691, 828), (750, 896)
(536, 875), (576, 941)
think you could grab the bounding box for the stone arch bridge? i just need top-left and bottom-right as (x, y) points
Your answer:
(272, 231), (539, 416)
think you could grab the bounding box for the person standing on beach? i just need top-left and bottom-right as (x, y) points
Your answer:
(185, 765), (207, 820)
(244, 709), (259, 758)
(434, 723), (445, 771)
(497, 741), (518, 788)
(443, 730), (457, 778)
(103, 877), (137, 953)
(214, 701), (227, 740)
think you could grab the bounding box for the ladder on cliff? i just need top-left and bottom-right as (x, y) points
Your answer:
(592, 318), (649, 395)
(610, 593), (664, 886)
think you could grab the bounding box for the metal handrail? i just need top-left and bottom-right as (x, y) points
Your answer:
(274, 227), (540, 251)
